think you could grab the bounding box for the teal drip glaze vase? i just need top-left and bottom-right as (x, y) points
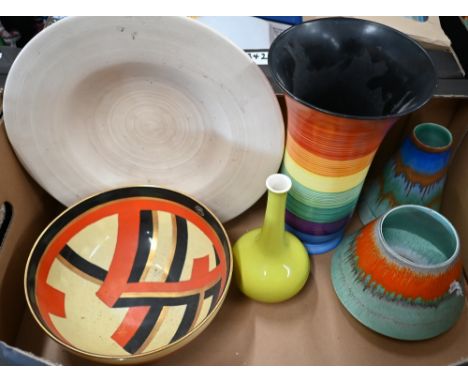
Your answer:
(233, 174), (310, 303)
(332, 204), (464, 340)
(359, 122), (452, 224)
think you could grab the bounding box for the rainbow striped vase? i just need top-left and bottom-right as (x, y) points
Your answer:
(331, 205), (464, 340)
(359, 122), (452, 225)
(268, 18), (437, 254)
(281, 98), (396, 254)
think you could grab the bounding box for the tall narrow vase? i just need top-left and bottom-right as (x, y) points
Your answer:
(359, 122), (453, 225)
(233, 174), (310, 303)
(268, 18), (437, 254)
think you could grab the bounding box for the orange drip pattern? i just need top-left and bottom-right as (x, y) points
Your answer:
(355, 221), (462, 301)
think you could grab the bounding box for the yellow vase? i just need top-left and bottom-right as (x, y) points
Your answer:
(233, 174), (310, 303)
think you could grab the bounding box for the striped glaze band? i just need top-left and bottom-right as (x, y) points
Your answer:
(283, 95), (396, 253)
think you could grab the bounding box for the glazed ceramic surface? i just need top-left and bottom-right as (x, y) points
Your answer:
(281, 101), (396, 254)
(3, 16), (284, 222)
(269, 18), (436, 254)
(233, 174), (310, 303)
(332, 205), (464, 340)
(24, 186), (232, 363)
(359, 123), (452, 224)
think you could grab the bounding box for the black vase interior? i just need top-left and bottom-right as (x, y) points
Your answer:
(269, 18), (437, 119)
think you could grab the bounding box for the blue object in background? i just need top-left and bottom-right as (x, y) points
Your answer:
(405, 16), (429, 22)
(0, 341), (54, 366)
(256, 16), (302, 25)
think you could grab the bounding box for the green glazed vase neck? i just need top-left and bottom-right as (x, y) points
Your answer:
(257, 189), (287, 254)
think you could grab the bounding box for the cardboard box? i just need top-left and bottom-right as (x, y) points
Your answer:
(0, 91), (467, 365)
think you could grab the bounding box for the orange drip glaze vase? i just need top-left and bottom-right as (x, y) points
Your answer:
(331, 205), (464, 340)
(268, 18), (436, 254)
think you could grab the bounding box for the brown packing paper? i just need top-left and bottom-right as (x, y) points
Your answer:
(1, 97), (468, 365)
(12, 207), (468, 366)
(0, 91), (63, 343)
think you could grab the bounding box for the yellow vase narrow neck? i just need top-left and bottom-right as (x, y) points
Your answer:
(257, 174), (291, 253)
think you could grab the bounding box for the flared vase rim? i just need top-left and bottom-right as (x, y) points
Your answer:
(269, 17), (437, 122)
(377, 204), (460, 271)
(411, 122), (453, 152)
(266, 173), (292, 194)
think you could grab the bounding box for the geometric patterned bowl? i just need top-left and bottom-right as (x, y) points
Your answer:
(331, 204), (464, 341)
(24, 186), (232, 364)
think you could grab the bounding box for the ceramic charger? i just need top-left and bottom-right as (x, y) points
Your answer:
(3, 16), (285, 223)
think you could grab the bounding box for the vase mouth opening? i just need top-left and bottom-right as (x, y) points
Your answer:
(266, 174), (292, 194)
(413, 123), (453, 151)
(269, 17), (437, 121)
(379, 205), (459, 270)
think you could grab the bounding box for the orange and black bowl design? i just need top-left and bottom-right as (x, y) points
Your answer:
(24, 186), (232, 364)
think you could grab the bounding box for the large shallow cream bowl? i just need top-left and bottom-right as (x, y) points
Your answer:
(3, 16), (284, 222)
